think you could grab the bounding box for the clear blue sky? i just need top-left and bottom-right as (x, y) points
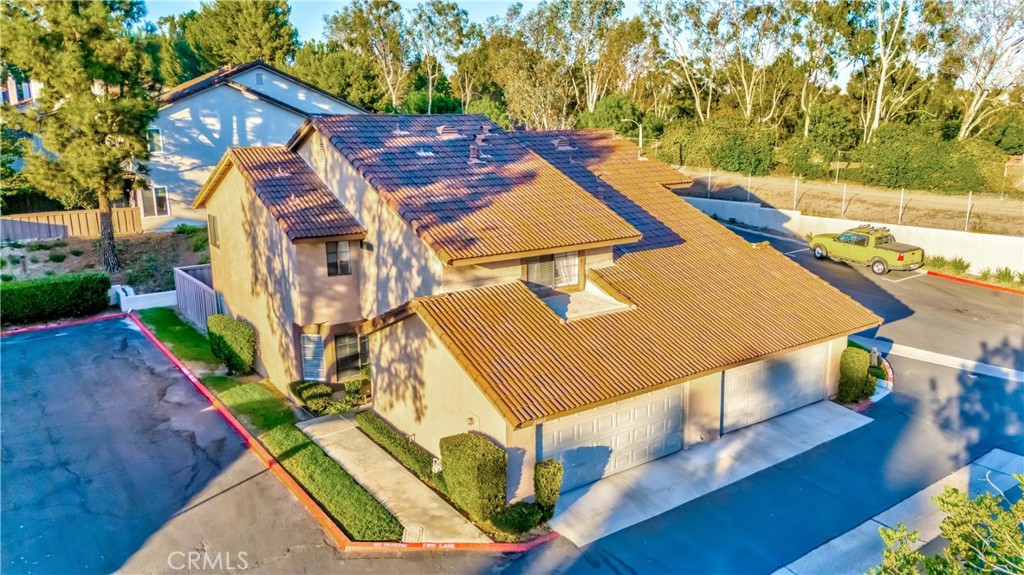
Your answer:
(145, 1), (538, 42)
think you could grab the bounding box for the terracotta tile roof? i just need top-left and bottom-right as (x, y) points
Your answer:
(389, 130), (880, 428)
(308, 115), (642, 265)
(220, 147), (365, 241)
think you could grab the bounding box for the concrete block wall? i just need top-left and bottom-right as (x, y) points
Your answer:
(685, 198), (1024, 274)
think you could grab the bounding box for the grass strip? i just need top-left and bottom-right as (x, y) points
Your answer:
(202, 376), (403, 541)
(136, 307), (219, 365)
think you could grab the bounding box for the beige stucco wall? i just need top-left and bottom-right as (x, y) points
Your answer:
(506, 425), (538, 503)
(824, 337), (846, 399)
(371, 314), (508, 457)
(292, 240), (362, 327)
(206, 166), (302, 389)
(298, 132), (446, 318)
(442, 259), (522, 292)
(683, 372), (722, 448)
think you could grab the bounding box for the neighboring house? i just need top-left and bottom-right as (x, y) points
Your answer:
(144, 61), (364, 231)
(194, 114), (880, 502)
(2, 63), (363, 230)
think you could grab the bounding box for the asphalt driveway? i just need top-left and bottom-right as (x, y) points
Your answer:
(0, 318), (343, 574)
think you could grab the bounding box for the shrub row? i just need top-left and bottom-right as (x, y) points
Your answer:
(355, 411), (436, 480)
(440, 433), (508, 521)
(207, 314), (255, 374)
(837, 346), (876, 403)
(289, 381), (355, 417)
(0, 272), (110, 324)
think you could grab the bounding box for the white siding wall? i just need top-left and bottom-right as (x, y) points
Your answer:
(146, 85), (309, 231)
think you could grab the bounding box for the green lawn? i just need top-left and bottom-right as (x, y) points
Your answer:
(135, 307), (219, 366)
(134, 307), (402, 541)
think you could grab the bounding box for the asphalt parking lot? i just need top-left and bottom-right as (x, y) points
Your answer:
(0, 318), (344, 574)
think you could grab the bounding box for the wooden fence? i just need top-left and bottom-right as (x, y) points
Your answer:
(173, 264), (221, 332)
(0, 207), (141, 242)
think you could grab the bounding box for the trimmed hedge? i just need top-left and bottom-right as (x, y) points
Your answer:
(440, 433), (507, 521)
(355, 410), (435, 479)
(837, 346), (875, 403)
(0, 272), (110, 324)
(491, 501), (542, 535)
(534, 459), (563, 519)
(290, 381), (351, 416)
(207, 314), (255, 374)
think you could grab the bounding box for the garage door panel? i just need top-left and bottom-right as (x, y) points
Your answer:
(543, 386), (684, 491)
(723, 344), (827, 434)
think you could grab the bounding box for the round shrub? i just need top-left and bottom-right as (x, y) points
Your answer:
(491, 501), (543, 535)
(440, 433), (507, 521)
(48, 251), (66, 263)
(0, 272), (110, 324)
(207, 314), (256, 374)
(534, 459), (563, 518)
(837, 346), (875, 403)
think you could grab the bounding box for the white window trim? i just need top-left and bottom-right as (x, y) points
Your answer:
(139, 185), (171, 218)
(147, 128), (163, 154)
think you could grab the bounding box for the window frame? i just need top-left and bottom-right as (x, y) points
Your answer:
(334, 333), (361, 381)
(208, 214), (219, 248)
(326, 241), (352, 277)
(524, 251), (580, 289)
(147, 128), (163, 154)
(139, 186), (171, 218)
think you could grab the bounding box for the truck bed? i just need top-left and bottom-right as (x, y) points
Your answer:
(877, 242), (921, 253)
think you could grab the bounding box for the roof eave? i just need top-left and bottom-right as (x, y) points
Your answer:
(444, 235), (643, 267)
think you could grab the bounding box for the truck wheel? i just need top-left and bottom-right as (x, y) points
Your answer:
(812, 245), (827, 260)
(871, 259), (889, 275)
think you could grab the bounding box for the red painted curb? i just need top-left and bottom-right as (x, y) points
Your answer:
(926, 271), (1024, 296)
(0, 312), (127, 336)
(127, 313), (555, 555)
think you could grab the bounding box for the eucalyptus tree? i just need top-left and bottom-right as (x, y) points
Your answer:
(410, 0), (468, 114)
(327, 0), (412, 110)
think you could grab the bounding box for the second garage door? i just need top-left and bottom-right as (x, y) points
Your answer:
(722, 343), (827, 434)
(541, 385), (683, 492)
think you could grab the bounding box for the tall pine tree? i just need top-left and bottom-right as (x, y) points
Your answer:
(1, 0), (161, 272)
(185, 0), (298, 68)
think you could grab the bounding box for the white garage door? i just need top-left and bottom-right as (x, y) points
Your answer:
(722, 344), (827, 434)
(541, 385), (683, 492)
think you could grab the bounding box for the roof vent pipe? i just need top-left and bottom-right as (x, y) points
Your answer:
(474, 133), (488, 146)
(468, 143), (486, 165)
(481, 123), (491, 135)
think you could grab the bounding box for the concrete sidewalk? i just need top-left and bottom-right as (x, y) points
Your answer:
(297, 414), (490, 543)
(779, 448), (1024, 575)
(550, 401), (871, 547)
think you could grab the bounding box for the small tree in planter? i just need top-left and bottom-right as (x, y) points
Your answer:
(534, 459), (563, 520)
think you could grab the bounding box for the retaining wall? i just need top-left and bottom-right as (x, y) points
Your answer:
(685, 197), (1024, 273)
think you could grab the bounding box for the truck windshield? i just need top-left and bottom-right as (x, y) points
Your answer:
(876, 234), (894, 245)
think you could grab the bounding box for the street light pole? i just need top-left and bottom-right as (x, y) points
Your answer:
(621, 118), (644, 160)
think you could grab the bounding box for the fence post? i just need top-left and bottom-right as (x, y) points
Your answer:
(792, 177), (798, 210)
(965, 191), (973, 231)
(747, 173), (751, 202)
(841, 183), (847, 217)
(707, 169), (712, 198)
(898, 188), (905, 225)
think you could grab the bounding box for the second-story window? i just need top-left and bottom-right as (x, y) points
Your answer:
(525, 251), (579, 288)
(147, 128), (163, 153)
(326, 241), (351, 276)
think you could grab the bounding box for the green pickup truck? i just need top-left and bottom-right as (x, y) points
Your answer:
(808, 225), (924, 275)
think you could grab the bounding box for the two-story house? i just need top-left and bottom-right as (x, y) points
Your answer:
(193, 114), (879, 502)
(144, 60), (363, 231)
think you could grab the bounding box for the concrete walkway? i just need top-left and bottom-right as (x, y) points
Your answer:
(778, 448), (1024, 575)
(297, 414), (490, 543)
(550, 401), (872, 547)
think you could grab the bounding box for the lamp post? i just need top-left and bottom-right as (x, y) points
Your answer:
(621, 118), (644, 160)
